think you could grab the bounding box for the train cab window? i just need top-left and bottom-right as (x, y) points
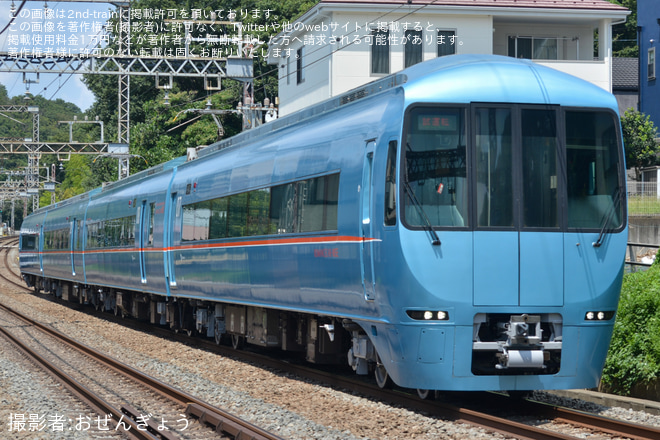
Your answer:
(21, 234), (38, 251)
(521, 108), (559, 228)
(566, 111), (623, 229)
(474, 107), (513, 227)
(403, 107), (468, 227)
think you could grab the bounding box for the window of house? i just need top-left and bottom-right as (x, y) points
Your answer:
(405, 30), (423, 67)
(508, 36), (557, 60)
(437, 30), (456, 57)
(649, 47), (656, 80)
(371, 29), (390, 74)
(286, 55), (291, 85)
(296, 47), (304, 84)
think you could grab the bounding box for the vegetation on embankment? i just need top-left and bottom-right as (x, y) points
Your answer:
(602, 260), (660, 398)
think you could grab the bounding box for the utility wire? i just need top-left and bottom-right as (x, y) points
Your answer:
(0, 0), (27, 36)
(274, 0), (443, 83)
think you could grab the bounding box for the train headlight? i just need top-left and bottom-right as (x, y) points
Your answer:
(406, 310), (450, 321)
(584, 311), (615, 321)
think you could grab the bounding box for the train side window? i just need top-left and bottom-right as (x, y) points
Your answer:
(181, 173), (339, 241)
(297, 174), (339, 232)
(270, 183), (296, 234)
(227, 193), (248, 238)
(247, 188), (272, 236)
(182, 204), (195, 241)
(183, 201), (212, 242)
(209, 198), (228, 239)
(384, 140), (397, 226)
(44, 228), (70, 250)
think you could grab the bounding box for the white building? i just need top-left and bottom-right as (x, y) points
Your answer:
(267, 0), (630, 116)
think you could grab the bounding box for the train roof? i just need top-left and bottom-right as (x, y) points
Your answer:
(401, 54), (619, 109)
(28, 54), (618, 217)
(200, 54), (618, 157)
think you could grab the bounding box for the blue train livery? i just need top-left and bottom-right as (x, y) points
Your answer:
(20, 54), (627, 394)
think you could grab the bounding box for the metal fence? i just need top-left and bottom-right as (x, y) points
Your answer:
(627, 181), (660, 216)
(626, 242), (657, 273)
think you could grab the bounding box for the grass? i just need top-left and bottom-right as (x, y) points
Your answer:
(627, 196), (660, 216)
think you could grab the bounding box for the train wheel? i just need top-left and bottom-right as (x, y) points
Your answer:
(374, 353), (392, 389)
(416, 389), (436, 400)
(231, 334), (244, 350)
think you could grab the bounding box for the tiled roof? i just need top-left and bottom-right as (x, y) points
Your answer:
(612, 57), (639, 90)
(321, 0), (629, 11)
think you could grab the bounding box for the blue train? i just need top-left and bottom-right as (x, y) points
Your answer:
(20, 54), (627, 395)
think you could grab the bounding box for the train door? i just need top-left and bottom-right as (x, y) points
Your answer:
(518, 107), (563, 307)
(166, 192), (179, 288)
(138, 201), (148, 284)
(472, 105), (563, 307)
(71, 218), (81, 276)
(473, 106), (519, 306)
(361, 140), (376, 301)
(39, 221), (45, 275)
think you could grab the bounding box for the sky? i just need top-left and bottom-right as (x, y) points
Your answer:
(0, 1), (116, 111)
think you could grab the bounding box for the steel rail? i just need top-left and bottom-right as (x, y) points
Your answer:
(528, 400), (660, 440)
(178, 331), (660, 440)
(0, 237), (27, 290)
(0, 320), (161, 440)
(0, 300), (283, 440)
(6, 234), (660, 439)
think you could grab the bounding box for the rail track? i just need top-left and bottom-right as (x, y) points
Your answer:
(0, 237), (283, 440)
(3, 236), (660, 439)
(0, 236), (25, 290)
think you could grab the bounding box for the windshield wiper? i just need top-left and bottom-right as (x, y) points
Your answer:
(404, 181), (441, 246)
(593, 186), (621, 248)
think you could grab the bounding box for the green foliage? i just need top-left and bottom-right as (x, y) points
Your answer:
(609, 1), (638, 57)
(602, 264), (660, 395)
(82, 0), (318, 177)
(5, 1), (319, 221)
(621, 109), (660, 180)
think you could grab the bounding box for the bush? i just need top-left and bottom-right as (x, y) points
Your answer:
(601, 262), (660, 395)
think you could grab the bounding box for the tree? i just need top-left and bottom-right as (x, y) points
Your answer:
(609, 0), (638, 57)
(83, 0), (317, 176)
(622, 109), (660, 180)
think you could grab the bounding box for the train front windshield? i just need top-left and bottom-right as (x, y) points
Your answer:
(402, 105), (624, 232)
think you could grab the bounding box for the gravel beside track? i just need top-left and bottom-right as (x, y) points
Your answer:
(2, 243), (660, 439)
(0, 288), (500, 440)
